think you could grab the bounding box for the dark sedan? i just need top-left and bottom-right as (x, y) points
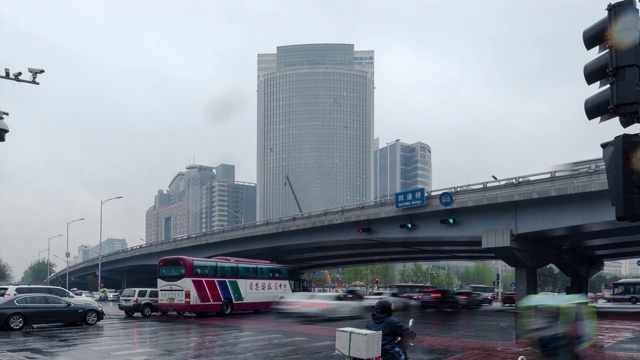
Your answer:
(501, 292), (516, 306)
(0, 294), (105, 330)
(420, 289), (459, 310)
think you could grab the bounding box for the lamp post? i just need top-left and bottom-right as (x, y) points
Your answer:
(47, 234), (63, 285)
(66, 217), (85, 290)
(99, 196), (122, 290)
(386, 139), (400, 198)
(225, 209), (244, 225)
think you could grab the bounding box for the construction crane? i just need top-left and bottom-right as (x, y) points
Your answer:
(284, 174), (303, 214)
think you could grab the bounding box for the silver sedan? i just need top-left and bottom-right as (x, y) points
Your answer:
(273, 292), (367, 319)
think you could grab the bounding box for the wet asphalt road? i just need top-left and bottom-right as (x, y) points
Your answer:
(0, 301), (638, 360)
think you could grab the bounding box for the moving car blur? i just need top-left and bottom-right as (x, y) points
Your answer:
(0, 294), (105, 330)
(420, 289), (459, 310)
(501, 292), (516, 306)
(363, 291), (415, 311)
(454, 290), (483, 308)
(273, 292), (367, 319)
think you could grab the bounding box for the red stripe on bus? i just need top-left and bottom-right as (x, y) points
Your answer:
(192, 279), (211, 303)
(205, 279), (223, 303)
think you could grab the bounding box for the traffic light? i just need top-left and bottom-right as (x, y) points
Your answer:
(583, 0), (640, 128)
(496, 273), (501, 281)
(439, 218), (456, 225)
(375, 278), (379, 289)
(399, 222), (415, 229)
(375, 278), (379, 284)
(358, 227), (372, 233)
(601, 133), (640, 221)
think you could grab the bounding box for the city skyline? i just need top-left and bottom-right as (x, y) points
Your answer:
(2, 1), (639, 279)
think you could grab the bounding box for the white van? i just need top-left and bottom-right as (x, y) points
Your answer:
(0, 285), (102, 307)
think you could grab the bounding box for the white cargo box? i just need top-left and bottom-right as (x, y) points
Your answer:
(335, 327), (382, 359)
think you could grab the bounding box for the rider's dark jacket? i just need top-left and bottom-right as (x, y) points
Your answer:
(365, 313), (417, 360)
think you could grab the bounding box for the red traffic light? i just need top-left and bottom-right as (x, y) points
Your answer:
(375, 278), (379, 283)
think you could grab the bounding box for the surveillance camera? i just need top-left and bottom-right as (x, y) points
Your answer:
(0, 119), (9, 142)
(27, 68), (45, 75)
(3, 68), (8, 77)
(12, 71), (22, 79)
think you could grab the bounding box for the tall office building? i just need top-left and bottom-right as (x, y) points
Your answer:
(257, 44), (375, 220)
(81, 238), (128, 261)
(374, 139), (432, 199)
(145, 164), (256, 242)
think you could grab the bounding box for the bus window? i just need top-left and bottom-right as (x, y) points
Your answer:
(238, 264), (257, 278)
(217, 263), (238, 277)
(257, 266), (271, 279)
(271, 266), (288, 279)
(614, 285), (625, 295)
(193, 261), (215, 277)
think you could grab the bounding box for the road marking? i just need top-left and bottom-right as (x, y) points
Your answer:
(111, 348), (155, 355)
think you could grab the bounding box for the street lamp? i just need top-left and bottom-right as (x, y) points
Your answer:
(66, 217), (85, 290)
(99, 196), (122, 290)
(386, 139), (400, 198)
(225, 209), (244, 225)
(47, 234), (63, 285)
(38, 249), (47, 259)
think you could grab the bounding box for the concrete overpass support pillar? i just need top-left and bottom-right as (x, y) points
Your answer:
(515, 267), (537, 303)
(555, 256), (603, 295)
(483, 228), (553, 298)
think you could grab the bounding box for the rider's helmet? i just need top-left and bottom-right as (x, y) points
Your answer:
(375, 299), (395, 315)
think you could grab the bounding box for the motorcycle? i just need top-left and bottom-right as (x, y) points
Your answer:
(347, 319), (414, 360)
(393, 319), (414, 360)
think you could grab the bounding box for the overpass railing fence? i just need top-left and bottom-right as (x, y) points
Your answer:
(57, 159), (606, 274)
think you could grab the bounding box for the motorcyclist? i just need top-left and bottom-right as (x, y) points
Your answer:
(365, 299), (417, 360)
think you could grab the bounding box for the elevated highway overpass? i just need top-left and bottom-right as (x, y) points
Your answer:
(49, 159), (640, 300)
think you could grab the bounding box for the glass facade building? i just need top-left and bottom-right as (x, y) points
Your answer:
(257, 44), (375, 220)
(145, 164), (256, 242)
(374, 139), (432, 199)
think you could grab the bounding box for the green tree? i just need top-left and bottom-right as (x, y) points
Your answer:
(537, 265), (570, 293)
(435, 267), (459, 290)
(22, 259), (56, 285)
(398, 263), (429, 284)
(341, 264), (396, 288)
(457, 262), (495, 286)
(0, 257), (12, 283)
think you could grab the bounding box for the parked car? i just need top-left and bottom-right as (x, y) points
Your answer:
(420, 289), (459, 310)
(273, 292), (367, 319)
(454, 290), (482, 308)
(0, 285), (102, 308)
(118, 288), (167, 317)
(0, 294), (104, 330)
(501, 292), (516, 306)
(363, 291), (415, 311)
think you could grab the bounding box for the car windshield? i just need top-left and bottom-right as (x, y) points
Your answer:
(120, 290), (136, 297)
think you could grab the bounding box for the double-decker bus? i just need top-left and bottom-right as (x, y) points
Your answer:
(389, 284), (436, 300)
(611, 278), (640, 304)
(157, 256), (301, 316)
(601, 283), (613, 302)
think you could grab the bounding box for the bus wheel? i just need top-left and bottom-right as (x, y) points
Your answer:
(221, 300), (233, 316)
(630, 297), (638, 305)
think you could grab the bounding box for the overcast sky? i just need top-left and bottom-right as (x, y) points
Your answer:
(0, 0), (636, 279)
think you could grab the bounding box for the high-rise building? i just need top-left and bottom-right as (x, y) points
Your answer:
(374, 139), (432, 199)
(257, 43), (375, 220)
(145, 164), (256, 242)
(80, 238), (128, 261)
